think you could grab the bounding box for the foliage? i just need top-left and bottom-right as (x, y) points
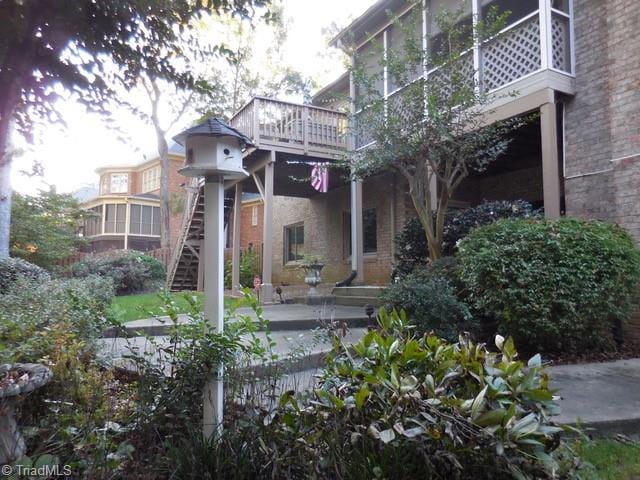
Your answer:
(393, 200), (539, 277)
(442, 200), (542, 256)
(345, 4), (523, 261)
(0, 0), (271, 259)
(70, 250), (166, 295)
(458, 218), (640, 355)
(191, 309), (582, 479)
(224, 248), (260, 289)
(381, 261), (473, 341)
(0, 275), (123, 475)
(10, 189), (89, 268)
(574, 439), (640, 480)
(0, 256), (49, 294)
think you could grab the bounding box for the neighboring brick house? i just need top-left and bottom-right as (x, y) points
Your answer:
(170, 0), (640, 294)
(81, 142), (187, 253)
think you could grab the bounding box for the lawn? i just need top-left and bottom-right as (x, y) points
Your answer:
(579, 439), (640, 479)
(111, 291), (204, 321)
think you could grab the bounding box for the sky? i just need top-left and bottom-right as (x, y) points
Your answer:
(11, 0), (374, 196)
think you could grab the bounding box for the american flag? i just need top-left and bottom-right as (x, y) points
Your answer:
(311, 162), (329, 193)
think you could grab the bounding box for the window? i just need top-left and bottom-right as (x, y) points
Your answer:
(110, 173), (128, 193)
(104, 204), (126, 234)
(129, 204), (160, 236)
(142, 166), (161, 192)
(251, 205), (259, 226)
(84, 206), (103, 236)
(284, 223), (304, 262)
(344, 208), (378, 256)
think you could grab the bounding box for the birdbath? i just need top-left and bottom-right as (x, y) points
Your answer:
(303, 261), (324, 297)
(0, 363), (53, 464)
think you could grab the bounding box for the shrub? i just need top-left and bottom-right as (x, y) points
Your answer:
(393, 200), (540, 277)
(0, 275), (121, 474)
(70, 250), (166, 295)
(224, 248), (260, 289)
(458, 218), (640, 355)
(381, 259), (473, 340)
(0, 256), (50, 293)
(200, 310), (582, 479)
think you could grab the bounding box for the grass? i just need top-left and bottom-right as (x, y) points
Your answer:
(577, 439), (640, 479)
(111, 291), (204, 321)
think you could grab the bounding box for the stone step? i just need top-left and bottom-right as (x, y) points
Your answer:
(333, 295), (383, 307)
(332, 286), (386, 297)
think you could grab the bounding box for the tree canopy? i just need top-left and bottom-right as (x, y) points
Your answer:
(0, 0), (271, 257)
(10, 189), (87, 268)
(346, 4), (523, 260)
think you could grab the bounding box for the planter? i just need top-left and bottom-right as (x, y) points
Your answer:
(0, 363), (53, 464)
(303, 262), (324, 297)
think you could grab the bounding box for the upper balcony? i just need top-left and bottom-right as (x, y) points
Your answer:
(354, 0), (575, 149)
(229, 96), (348, 160)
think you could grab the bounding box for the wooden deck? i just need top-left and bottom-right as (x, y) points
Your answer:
(230, 97), (347, 159)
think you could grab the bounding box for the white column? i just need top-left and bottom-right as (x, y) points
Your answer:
(124, 203), (130, 250)
(202, 175), (225, 438)
(351, 179), (364, 283)
(539, 0), (553, 70)
(472, 0), (483, 93)
(540, 102), (562, 219)
(260, 152), (275, 303)
(231, 182), (242, 295)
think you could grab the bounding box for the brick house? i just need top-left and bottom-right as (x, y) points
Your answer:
(170, 0), (640, 297)
(81, 142), (187, 252)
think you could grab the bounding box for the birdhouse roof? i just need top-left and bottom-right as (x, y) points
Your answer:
(173, 117), (253, 148)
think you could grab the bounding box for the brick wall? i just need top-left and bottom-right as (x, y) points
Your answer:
(271, 173), (406, 286)
(239, 200), (264, 249)
(565, 0), (640, 239)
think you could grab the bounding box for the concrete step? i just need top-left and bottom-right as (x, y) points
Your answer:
(332, 286), (386, 297)
(333, 296), (383, 307)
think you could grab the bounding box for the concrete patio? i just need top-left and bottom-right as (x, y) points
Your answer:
(100, 303), (640, 435)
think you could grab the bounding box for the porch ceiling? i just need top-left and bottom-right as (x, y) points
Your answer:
(241, 151), (349, 198)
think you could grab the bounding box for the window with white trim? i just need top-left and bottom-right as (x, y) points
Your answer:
(284, 223), (304, 262)
(251, 205), (259, 226)
(110, 173), (129, 193)
(142, 165), (161, 192)
(104, 204), (127, 234)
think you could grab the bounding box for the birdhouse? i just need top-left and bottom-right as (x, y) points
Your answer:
(173, 118), (253, 180)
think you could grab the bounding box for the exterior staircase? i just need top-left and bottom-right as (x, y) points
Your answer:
(331, 286), (385, 307)
(166, 183), (204, 291)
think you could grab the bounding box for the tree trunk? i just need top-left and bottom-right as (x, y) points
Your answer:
(157, 131), (171, 250)
(0, 103), (17, 259)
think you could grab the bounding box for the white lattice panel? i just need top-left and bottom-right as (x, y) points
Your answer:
(427, 52), (475, 100)
(552, 15), (570, 71)
(482, 17), (541, 91)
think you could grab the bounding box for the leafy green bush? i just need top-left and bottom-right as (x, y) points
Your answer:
(393, 200), (540, 277)
(70, 250), (166, 295)
(191, 310), (581, 479)
(381, 259), (473, 340)
(224, 248), (260, 289)
(0, 256), (50, 293)
(458, 218), (640, 355)
(0, 275), (121, 474)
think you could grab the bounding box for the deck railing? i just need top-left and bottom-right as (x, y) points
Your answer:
(230, 97), (348, 156)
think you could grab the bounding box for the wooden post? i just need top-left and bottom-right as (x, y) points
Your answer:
(202, 175), (225, 438)
(231, 183), (242, 295)
(260, 153), (275, 303)
(540, 102), (562, 218)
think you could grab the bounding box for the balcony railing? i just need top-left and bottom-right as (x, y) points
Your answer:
(230, 97), (348, 158)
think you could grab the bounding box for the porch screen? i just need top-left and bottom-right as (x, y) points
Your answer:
(284, 223), (304, 262)
(105, 204), (126, 234)
(130, 204), (160, 235)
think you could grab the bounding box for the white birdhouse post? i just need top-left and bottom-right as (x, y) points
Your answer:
(174, 118), (252, 439)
